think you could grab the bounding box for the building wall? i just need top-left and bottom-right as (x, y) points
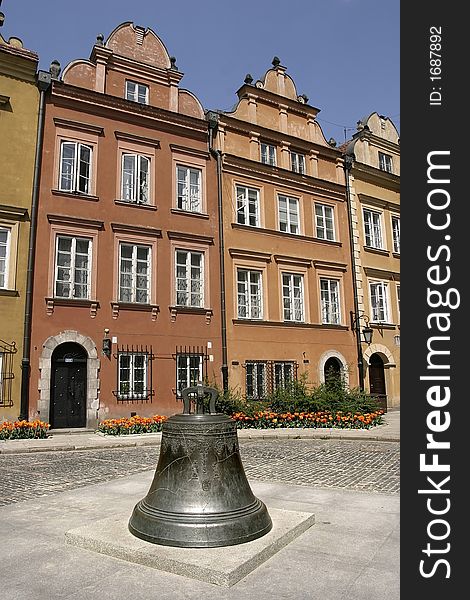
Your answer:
(28, 24), (221, 427)
(347, 113), (400, 409)
(216, 62), (358, 398)
(0, 35), (38, 420)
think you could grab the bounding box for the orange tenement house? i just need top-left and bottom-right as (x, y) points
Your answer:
(28, 23), (222, 428)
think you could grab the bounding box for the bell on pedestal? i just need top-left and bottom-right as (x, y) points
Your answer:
(128, 384), (272, 548)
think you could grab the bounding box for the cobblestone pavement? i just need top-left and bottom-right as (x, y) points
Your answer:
(0, 439), (399, 506)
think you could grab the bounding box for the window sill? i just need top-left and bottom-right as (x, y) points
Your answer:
(232, 223), (342, 246)
(370, 322), (397, 330)
(169, 305), (213, 324)
(363, 246), (390, 256)
(52, 189), (99, 202)
(170, 208), (209, 219)
(45, 297), (99, 317)
(114, 199), (157, 211)
(111, 302), (159, 321)
(392, 252), (400, 258)
(232, 319), (348, 330)
(0, 288), (19, 297)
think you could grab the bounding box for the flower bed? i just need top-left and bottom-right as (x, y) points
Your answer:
(0, 419), (50, 440)
(97, 414), (168, 436)
(231, 410), (384, 429)
(98, 410), (384, 435)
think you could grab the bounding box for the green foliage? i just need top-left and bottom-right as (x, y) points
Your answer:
(215, 386), (267, 416)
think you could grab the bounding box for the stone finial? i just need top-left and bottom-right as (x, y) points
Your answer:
(244, 73), (253, 84)
(272, 56), (281, 67)
(328, 138), (337, 147)
(49, 60), (61, 80)
(96, 33), (104, 46)
(170, 56), (178, 71)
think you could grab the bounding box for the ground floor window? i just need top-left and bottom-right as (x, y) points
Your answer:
(245, 360), (298, 400)
(114, 346), (154, 402)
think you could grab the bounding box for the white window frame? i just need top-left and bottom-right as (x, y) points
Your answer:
(118, 243), (151, 304)
(369, 281), (390, 323)
(59, 141), (93, 194)
(392, 215), (400, 254)
(176, 165), (202, 212)
(54, 235), (92, 299)
(121, 153), (150, 204)
(236, 185), (260, 227)
(278, 195), (300, 234)
(176, 354), (203, 394)
(363, 208), (384, 249)
(0, 227), (11, 289)
(315, 203), (335, 241)
(125, 80), (149, 104)
(175, 249), (204, 307)
(260, 143), (276, 166)
(237, 269), (263, 319)
(118, 352), (149, 400)
(378, 152), (393, 173)
(245, 361), (267, 399)
(320, 278), (341, 324)
(291, 151), (305, 174)
(282, 273), (305, 322)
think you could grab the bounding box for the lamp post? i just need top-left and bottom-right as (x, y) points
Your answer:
(350, 311), (373, 391)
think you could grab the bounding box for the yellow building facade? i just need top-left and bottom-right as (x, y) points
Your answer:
(343, 113), (400, 409)
(0, 33), (39, 419)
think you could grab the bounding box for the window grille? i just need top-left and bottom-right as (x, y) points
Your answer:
(174, 345), (208, 397)
(113, 344), (154, 402)
(244, 360), (298, 400)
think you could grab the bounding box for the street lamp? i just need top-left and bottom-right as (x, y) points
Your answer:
(350, 311), (373, 391)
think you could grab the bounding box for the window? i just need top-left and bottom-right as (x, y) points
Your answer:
(245, 361), (267, 399)
(176, 250), (204, 307)
(237, 269), (263, 319)
(370, 281), (390, 322)
(125, 81), (149, 104)
(396, 285), (400, 316)
(54, 235), (91, 299)
(0, 227), (10, 288)
(282, 273), (304, 322)
(363, 209), (384, 249)
(320, 278), (341, 324)
(260, 143), (276, 166)
(0, 340), (16, 408)
(315, 203), (335, 241)
(177, 165), (202, 212)
(59, 141), (92, 194)
(278, 195), (300, 234)
(176, 353), (204, 394)
(121, 154), (150, 203)
(291, 151), (305, 174)
(378, 152), (393, 173)
(392, 216), (400, 253)
(236, 185), (260, 227)
(118, 352), (149, 400)
(119, 243), (151, 303)
(274, 361), (295, 390)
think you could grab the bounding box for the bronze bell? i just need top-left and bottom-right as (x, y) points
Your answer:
(128, 384), (272, 547)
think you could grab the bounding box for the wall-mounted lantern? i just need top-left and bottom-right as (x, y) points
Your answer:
(102, 328), (111, 359)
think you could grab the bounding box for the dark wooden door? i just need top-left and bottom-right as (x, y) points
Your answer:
(51, 343), (87, 428)
(369, 353), (387, 411)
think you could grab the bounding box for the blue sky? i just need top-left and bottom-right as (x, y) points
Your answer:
(2, 0), (399, 143)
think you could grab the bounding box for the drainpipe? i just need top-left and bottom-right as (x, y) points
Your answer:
(19, 70), (52, 420)
(343, 150), (366, 391)
(206, 111), (228, 393)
